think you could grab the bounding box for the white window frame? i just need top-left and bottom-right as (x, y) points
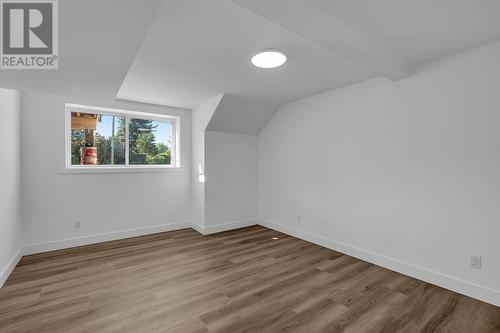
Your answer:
(65, 103), (180, 172)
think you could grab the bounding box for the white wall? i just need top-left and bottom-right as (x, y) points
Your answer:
(191, 95), (223, 230)
(258, 42), (500, 306)
(192, 97), (259, 234)
(205, 131), (257, 232)
(0, 89), (22, 286)
(21, 92), (192, 253)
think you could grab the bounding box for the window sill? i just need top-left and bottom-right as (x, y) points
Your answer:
(61, 166), (184, 174)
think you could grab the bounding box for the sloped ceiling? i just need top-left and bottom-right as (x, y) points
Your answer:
(231, 0), (409, 80)
(0, 0), (163, 100)
(206, 95), (278, 135)
(115, 0), (374, 109)
(115, 0), (500, 134)
(1, 0), (500, 135)
(232, 0), (500, 71)
(117, 0), (500, 110)
(312, 0), (500, 68)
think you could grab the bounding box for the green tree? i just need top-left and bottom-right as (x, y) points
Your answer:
(73, 117), (170, 166)
(94, 133), (111, 165)
(116, 117), (126, 141)
(156, 143), (168, 153)
(150, 142), (171, 164)
(128, 119), (157, 150)
(135, 132), (158, 156)
(71, 129), (85, 165)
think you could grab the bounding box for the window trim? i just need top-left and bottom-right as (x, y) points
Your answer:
(64, 103), (181, 172)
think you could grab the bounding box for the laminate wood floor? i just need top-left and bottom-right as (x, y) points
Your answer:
(1, 226), (499, 333)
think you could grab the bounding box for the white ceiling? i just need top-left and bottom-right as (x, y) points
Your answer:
(1, 0), (500, 119)
(118, 0), (500, 110)
(231, 0), (410, 80)
(0, 0), (163, 99)
(206, 95), (279, 135)
(115, 0), (374, 109)
(310, 0), (500, 69)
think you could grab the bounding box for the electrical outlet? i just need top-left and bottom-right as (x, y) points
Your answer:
(297, 214), (302, 222)
(74, 220), (82, 229)
(470, 256), (481, 270)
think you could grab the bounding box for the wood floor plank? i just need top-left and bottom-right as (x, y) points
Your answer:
(0, 226), (498, 332)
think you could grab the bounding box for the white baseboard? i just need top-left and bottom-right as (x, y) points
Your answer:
(22, 221), (192, 255)
(191, 222), (205, 235)
(192, 218), (258, 235)
(259, 218), (500, 308)
(0, 248), (22, 288)
(20, 218), (257, 257)
(14, 217), (499, 307)
(204, 218), (258, 234)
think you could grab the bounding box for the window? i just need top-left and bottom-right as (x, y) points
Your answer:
(65, 104), (180, 170)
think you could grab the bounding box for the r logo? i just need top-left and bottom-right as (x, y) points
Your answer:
(1, 0), (57, 68)
(2, 2), (53, 54)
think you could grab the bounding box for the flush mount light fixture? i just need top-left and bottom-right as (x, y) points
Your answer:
(251, 49), (287, 69)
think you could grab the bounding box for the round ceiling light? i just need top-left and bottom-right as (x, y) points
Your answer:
(251, 49), (287, 69)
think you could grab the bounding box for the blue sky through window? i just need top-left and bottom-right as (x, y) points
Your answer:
(96, 116), (172, 147)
